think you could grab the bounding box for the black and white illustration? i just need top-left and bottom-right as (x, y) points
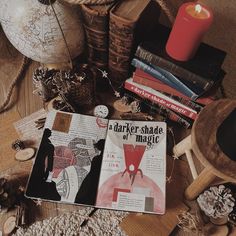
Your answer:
(26, 111), (108, 205)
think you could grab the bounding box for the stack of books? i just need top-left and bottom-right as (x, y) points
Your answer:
(123, 24), (226, 127)
(80, 0), (161, 87)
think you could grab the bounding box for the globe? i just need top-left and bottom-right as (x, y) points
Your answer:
(0, 0), (85, 64)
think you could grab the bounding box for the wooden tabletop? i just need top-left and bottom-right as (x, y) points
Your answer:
(0, 44), (71, 222)
(0, 32), (190, 235)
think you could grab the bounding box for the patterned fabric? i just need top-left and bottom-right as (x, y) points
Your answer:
(13, 207), (128, 236)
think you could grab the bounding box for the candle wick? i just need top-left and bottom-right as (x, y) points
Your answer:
(195, 4), (202, 14)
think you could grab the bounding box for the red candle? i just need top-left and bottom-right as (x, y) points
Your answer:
(166, 2), (213, 61)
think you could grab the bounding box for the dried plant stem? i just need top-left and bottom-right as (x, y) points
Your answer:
(177, 211), (202, 233)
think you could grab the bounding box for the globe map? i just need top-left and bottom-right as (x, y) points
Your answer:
(0, 0), (85, 64)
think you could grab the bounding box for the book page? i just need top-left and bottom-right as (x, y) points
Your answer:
(96, 120), (166, 214)
(14, 109), (47, 147)
(25, 110), (108, 206)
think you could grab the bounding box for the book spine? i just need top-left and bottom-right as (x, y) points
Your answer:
(123, 91), (192, 129)
(134, 69), (214, 105)
(81, 5), (110, 68)
(108, 0), (161, 87)
(108, 13), (134, 85)
(133, 74), (202, 111)
(135, 46), (214, 90)
(124, 79), (198, 120)
(161, 91), (203, 113)
(153, 105), (193, 129)
(135, 68), (158, 82)
(87, 44), (108, 67)
(133, 72), (203, 111)
(133, 73), (191, 99)
(131, 58), (199, 100)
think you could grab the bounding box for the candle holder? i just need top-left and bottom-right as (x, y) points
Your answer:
(166, 2), (213, 61)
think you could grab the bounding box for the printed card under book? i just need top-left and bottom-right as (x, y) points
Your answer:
(25, 110), (166, 215)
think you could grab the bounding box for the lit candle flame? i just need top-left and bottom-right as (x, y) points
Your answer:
(195, 4), (202, 13)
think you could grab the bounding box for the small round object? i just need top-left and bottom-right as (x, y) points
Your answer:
(3, 215), (16, 235)
(15, 148), (35, 161)
(93, 105), (109, 118)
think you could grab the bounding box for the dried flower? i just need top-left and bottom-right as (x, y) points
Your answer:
(177, 211), (201, 233)
(75, 74), (85, 82)
(121, 96), (129, 105)
(32, 67), (58, 101)
(197, 185), (235, 219)
(130, 100), (141, 113)
(0, 178), (20, 211)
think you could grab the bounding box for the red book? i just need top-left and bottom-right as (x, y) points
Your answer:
(134, 68), (215, 105)
(125, 78), (198, 120)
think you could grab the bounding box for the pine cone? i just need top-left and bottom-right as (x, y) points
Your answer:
(33, 67), (58, 101)
(0, 178), (16, 210)
(55, 66), (96, 108)
(197, 185), (235, 219)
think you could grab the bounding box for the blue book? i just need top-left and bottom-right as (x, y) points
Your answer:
(150, 63), (207, 98)
(131, 58), (204, 100)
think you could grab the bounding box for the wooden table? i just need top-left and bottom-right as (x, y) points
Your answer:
(0, 35), (190, 235)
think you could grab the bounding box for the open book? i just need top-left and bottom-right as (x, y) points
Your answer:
(25, 110), (167, 214)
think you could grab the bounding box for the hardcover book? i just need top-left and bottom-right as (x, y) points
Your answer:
(81, 2), (115, 68)
(124, 78), (199, 120)
(132, 72), (203, 112)
(135, 24), (226, 90)
(25, 110), (167, 215)
(131, 58), (202, 100)
(133, 68), (215, 105)
(108, 0), (160, 87)
(122, 91), (193, 129)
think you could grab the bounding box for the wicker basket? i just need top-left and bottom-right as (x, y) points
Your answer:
(62, 0), (175, 23)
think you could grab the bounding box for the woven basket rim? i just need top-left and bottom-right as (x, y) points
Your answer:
(62, 0), (175, 23)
